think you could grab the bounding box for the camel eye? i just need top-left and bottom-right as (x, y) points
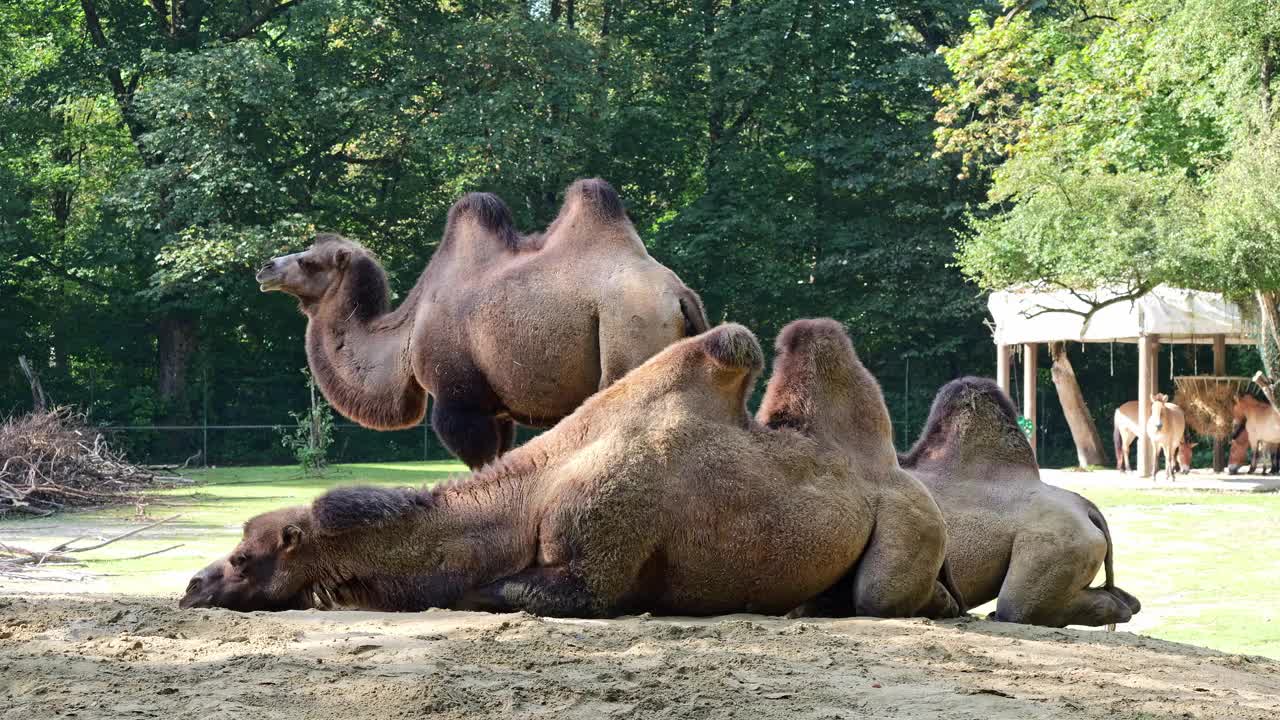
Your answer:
(297, 258), (318, 273)
(230, 552), (249, 567)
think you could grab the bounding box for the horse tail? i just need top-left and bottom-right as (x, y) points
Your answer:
(678, 288), (710, 337)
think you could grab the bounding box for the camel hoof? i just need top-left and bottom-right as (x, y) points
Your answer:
(1106, 623), (1116, 632)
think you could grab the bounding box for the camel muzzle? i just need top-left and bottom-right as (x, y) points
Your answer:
(256, 259), (285, 291)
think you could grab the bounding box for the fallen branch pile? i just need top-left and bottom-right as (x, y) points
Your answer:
(0, 407), (191, 517)
(0, 514), (183, 580)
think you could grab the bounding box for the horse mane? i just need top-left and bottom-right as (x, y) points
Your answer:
(899, 376), (1034, 471)
(441, 192), (522, 252)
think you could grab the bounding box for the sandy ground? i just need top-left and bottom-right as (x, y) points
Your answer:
(2, 595), (1278, 720)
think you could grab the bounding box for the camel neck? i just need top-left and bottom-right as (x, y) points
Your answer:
(304, 281), (427, 429)
(312, 471), (535, 611)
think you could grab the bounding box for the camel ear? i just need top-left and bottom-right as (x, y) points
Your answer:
(281, 524), (304, 552)
(333, 248), (351, 270)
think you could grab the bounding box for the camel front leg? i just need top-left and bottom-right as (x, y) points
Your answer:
(431, 400), (503, 469)
(851, 490), (958, 619)
(455, 566), (603, 617)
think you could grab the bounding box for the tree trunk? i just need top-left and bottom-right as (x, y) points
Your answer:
(1049, 342), (1106, 467)
(157, 314), (198, 413)
(18, 356), (48, 412)
(1257, 291), (1280, 413)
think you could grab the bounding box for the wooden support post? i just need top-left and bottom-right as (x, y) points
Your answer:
(1213, 334), (1226, 473)
(1023, 343), (1038, 460)
(996, 344), (1012, 398)
(1138, 335), (1157, 477)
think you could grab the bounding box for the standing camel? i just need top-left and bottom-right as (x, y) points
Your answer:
(256, 179), (708, 468)
(1113, 395), (1187, 479)
(1230, 394), (1280, 475)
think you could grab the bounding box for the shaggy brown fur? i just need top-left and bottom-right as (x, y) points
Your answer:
(256, 179), (709, 469)
(900, 377), (1141, 628)
(181, 320), (961, 620)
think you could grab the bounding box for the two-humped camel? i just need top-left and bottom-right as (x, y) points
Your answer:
(900, 378), (1141, 628)
(256, 179), (708, 469)
(180, 320), (962, 620)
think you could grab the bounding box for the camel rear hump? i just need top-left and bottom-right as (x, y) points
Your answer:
(542, 178), (648, 253)
(900, 377), (1036, 472)
(758, 319), (896, 464)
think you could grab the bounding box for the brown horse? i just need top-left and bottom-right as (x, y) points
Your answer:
(1113, 395), (1188, 479)
(1231, 394), (1280, 475)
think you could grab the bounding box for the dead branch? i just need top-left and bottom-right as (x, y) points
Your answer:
(51, 513), (181, 553)
(0, 407), (193, 517)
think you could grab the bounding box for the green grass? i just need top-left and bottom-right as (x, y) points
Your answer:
(2, 463), (1278, 659)
(0, 461), (464, 595)
(1070, 487), (1280, 658)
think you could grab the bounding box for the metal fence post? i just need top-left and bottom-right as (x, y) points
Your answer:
(202, 365), (210, 467)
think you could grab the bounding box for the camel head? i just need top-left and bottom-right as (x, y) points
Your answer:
(256, 234), (388, 315)
(180, 506), (316, 611)
(181, 486), (436, 612)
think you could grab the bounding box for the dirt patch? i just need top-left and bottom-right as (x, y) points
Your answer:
(2, 596), (1278, 719)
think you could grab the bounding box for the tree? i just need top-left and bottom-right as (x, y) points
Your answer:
(936, 0), (1280, 408)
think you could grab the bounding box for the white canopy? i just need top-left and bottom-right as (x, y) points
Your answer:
(988, 285), (1252, 346)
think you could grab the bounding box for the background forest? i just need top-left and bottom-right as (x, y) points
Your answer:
(1, 0), (1275, 467)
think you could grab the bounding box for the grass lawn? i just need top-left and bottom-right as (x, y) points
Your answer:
(2, 461), (1278, 659)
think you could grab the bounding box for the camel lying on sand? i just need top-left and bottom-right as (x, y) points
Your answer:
(1114, 396), (1189, 479)
(899, 378), (1141, 628)
(255, 179), (708, 469)
(180, 320), (962, 619)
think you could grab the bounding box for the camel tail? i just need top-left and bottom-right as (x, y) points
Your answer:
(939, 557), (967, 615)
(1084, 499), (1115, 589)
(678, 288), (710, 337)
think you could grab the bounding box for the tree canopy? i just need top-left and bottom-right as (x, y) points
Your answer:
(935, 0), (1280, 371)
(2, 1), (1003, 463)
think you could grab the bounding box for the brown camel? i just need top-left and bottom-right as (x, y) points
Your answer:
(255, 179), (708, 469)
(899, 377), (1141, 628)
(180, 320), (962, 620)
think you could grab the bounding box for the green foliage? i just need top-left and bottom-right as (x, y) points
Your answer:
(278, 369), (334, 474)
(937, 0), (1280, 299)
(2, 0), (1001, 462)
